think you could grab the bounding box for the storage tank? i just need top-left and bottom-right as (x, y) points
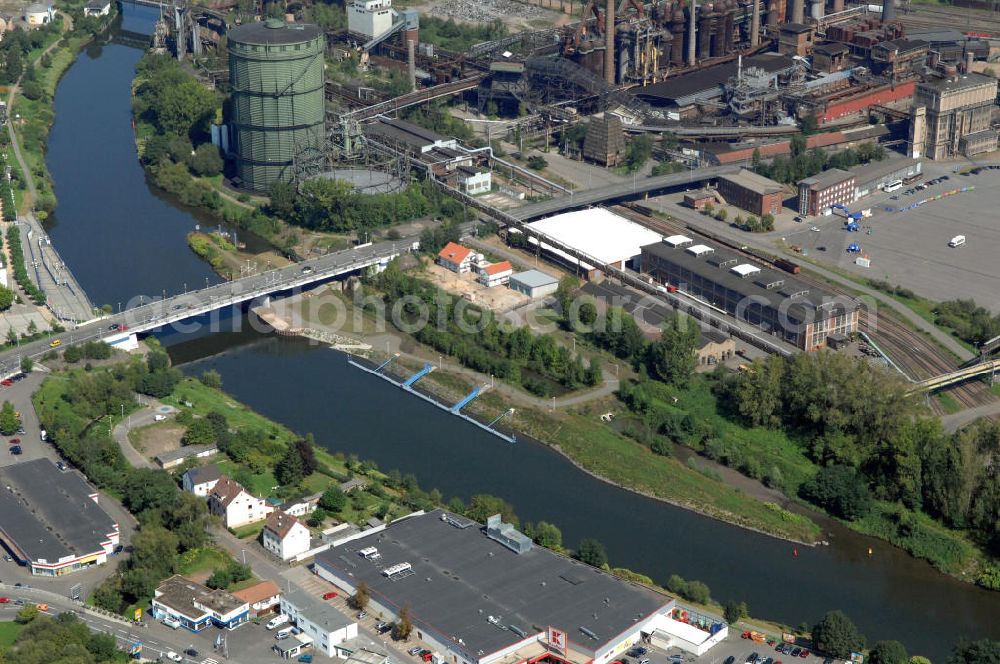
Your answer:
(228, 19), (326, 193)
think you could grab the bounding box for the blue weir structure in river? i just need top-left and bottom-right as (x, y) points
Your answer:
(348, 355), (516, 444)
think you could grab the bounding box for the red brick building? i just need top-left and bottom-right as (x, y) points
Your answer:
(798, 169), (856, 216)
(717, 169), (785, 217)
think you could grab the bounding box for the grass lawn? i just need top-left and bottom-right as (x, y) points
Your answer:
(231, 522), (265, 540)
(165, 379), (296, 443)
(936, 392), (962, 415)
(177, 547), (231, 576)
(0, 621), (23, 649)
(215, 459), (278, 498)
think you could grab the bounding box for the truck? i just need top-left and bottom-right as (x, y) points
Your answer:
(949, 235), (966, 247)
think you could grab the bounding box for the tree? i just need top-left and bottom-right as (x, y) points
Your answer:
(15, 603), (39, 624)
(0, 400), (19, 435)
(466, 494), (518, 526)
(683, 580), (711, 604)
(188, 143), (223, 177)
(5, 327), (16, 346)
(751, 148), (763, 171)
(182, 418), (217, 446)
(0, 285), (14, 311)
(275, 445), (305, 485)
(948, 640), (1000, 664)
(393, 604), (413, 640)
(870, 641), (909, 664)
(206, 567), (233, 589)
(526, 155), (548, 170)
(295, 438), (318, 475)
(199, 369), (222, 389)
(812, 610), (864, 659)
(19, 355), (32, 373)
(556, 275), (580, 323)
(575, 538), (608, 568)
(320, 486), (348, 513)
(724, 600), (749, 624)
(530, 521), (563, 549)
(625, 135), (653, 172)
(800, 465), (873, 520)
(647, 314), (699, 387)
(351, 581), (370, 610)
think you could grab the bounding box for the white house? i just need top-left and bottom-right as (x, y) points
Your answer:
(232, 580), (281, 617)
(83, 0), (111, 16)
(24, 2), (53, 27)
(182, 463), (223, 497)
(457, 166), (491, 195)
(207, 476), (273, 529)
(262, 510), (311, 561)
(280, 493), (321, 518)
(479, 260), (513, 288)
(437, 242), (474, 273)
(280, 588), (358, 657)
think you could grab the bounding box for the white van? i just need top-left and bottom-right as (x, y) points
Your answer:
(275, 627), (295, 640)
(266, 614), (290, 630)
(161, 617), (181, 630)
(949, 235), (966, 247)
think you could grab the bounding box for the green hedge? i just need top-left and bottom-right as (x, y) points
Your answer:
(0, 183), (15, 221)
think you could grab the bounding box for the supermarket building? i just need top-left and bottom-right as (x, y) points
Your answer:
(313, 510), (727, 664)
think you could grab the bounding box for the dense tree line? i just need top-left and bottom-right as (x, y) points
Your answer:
(370, 265), (602, 396)
(0, 24), (57, 85)
(0, 611), (126, 663)
(719, 352), (1000, 580)
(932, 298), (1000, 347)
(752, 140), (886, 185)
(6, 226), (47, 305)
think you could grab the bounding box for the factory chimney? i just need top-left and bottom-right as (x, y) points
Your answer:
(751, 0), (760, 46)
(831, 0), (844, 12)
(605, 0), (615, 84)
(810, 0), (823, 20)
(408, 39), (417, 92)
(791, 0), (804, 22)
(881, 0), (895, 21)
(965, 49), (975, 74)
(688, 0), (697, 66)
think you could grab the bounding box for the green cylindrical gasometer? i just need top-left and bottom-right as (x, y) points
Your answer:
(228, 18), (325, 193)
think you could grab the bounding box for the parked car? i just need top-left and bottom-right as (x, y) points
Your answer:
(791, 648), (802, 657)
(9, 439), (19, 445)
(165, 652), (183, 663)
(408, 647), (423, 656)
(799, 650), (809, 658)
(184, 649), (198, 657)
(724, 657), (735, 664)
(9, 446), (21, 455)
(299, 656), (314, 663)
(0, 597), (8, 604)
(56, 461), (66, 471)
(322, 591), (338, 600)
(421, 653), (434, 662)
(109, 323), (120, 331)
(0, 380), (12, 387)
(357, 611), (368, 620)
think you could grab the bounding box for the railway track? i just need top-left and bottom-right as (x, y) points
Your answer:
(897, 5), (1000, 34)
(612, 204), (995, 411)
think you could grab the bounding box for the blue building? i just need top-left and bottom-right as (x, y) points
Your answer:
(151, 575), (250, 632)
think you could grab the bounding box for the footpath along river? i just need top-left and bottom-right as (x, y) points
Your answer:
(41, 5), (999, 660)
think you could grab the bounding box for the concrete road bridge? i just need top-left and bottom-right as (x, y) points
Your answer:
(509, 165), (740, 221)
(908, 358), (1000, 394)
(0, 239), (410, 372)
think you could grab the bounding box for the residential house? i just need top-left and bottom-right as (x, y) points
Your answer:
(437, 242), (474, 273)
(207, 476), (273, 529)
(262, 510), (312, 561)
(182, 463), (223, 497)
(281, 493), (321, 518)
(478, 261), (513, 288)
(83, 0), (111, 16)
(232, 580), (281, 617)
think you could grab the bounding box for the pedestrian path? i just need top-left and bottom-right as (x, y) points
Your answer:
(18, 213), (95, 323)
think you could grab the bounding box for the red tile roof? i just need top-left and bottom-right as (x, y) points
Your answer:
(209, 476), (247, 508)
(438, 242), (472, 264)
(483, 261), (513, 276)
(232, 580), (281, 606)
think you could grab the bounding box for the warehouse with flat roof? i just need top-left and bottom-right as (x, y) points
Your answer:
(640, 239), (858, 350)
(0, 459), (120, 576)
(520, 208), (662, 279)
(314, 511), (727, 664)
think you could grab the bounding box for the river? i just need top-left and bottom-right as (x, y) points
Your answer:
(42, 6), (999, 660)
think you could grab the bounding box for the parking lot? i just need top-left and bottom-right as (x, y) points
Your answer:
(781, 162), (1000, 311)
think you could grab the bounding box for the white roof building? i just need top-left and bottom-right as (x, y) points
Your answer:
(524, 208), (663, 272)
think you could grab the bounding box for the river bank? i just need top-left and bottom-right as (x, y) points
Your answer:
(253, 285), (823, 544)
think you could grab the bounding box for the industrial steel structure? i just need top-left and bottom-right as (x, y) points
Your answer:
(228, 19), (326, 193)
